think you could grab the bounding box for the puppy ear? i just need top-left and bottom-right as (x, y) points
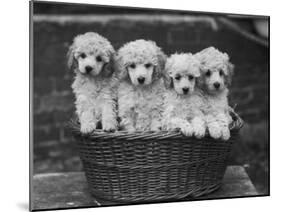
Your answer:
(163, 70), (173, 89)
(195, 74), (204, 89)
(157, 49), (167, 71)
(66, 45), (77, 70)
(194, 58), (201, 78)
(116, 54), (129, 81)
(101, 54), (116, 78)
(163, 59), (174, 89)
(153, 49), (167, 81)
(225, 62), (234, 86)
(195, 64), (205, 90)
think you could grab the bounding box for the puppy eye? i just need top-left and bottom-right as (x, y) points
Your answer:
(189, 75), (194, 80)
(145, 63), (152, 68)
(129, 63), (136, 69)
(96, 56), (102, 62)
(219, 70), (224, 76)
(206, 70), (211, 77)
(175, 75), (181, 80)
(80, 53), (86, 59)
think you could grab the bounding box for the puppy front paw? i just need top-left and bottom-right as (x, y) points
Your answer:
(102, 122), (117, 132)
(151, 124), (161, 131)
(180, 124), (193, 137)
(126, 126), (137, 133)
(121, 123), (136, 132)
(80, 122), (96, 134)
(150, 120), (162, 131)
(221, 127), (230, 141)
(208, 126), (222, 140)
(193, 125), (206, 139)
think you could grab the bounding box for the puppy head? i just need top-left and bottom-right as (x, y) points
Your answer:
(116, 39), (166, 87)
(67, 32), (115, 77)
(164, 53), (201, 96)
(196, 47), (234, 94)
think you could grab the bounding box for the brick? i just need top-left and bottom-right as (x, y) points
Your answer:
(59, 127), (75, 144)
(48, 150), (65, 158)
(33, 126), (60, 143)
(34, 44), (69, 78)
(34, 140), (59, 148)
(239, 122), (268, 143)
(34, 147), (50, 161)
(34, 159), (52, 173)
(167, 27), (197, 45)
(33, 95), (41, 113)
(238, 108), (268, 123)
(233, 68), (268, 87)
(54, 109), (75, 123)
(35, 93), (75, 114)
(33, 77), (56, 95)
(34, 159), (65, 174)
(34, 112), (54, 126)
(53, 76), (73, 93)
(232, 89), (268, 108)
(167, 20), (216, 45)
(64, 156), (83, 172)
(230, 87), (254, 105)
(34, 109), (74, 126)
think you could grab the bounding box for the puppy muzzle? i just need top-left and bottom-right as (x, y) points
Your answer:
(213, 82), (221, 89)
(182, 87), (189, 94)
(85, 66), (93, 74)
(137, 77), (145, 84)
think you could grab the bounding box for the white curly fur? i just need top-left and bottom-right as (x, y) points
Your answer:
(67, 32), (118, 133)
(116, 40), (166, 131)
(162, 53), (207, 138)
(196, 47), (234, 140)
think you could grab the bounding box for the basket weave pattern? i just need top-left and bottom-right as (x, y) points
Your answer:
(70, 112), (243, 202)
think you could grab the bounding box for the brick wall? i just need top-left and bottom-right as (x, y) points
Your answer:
(33, 15), (269, 174)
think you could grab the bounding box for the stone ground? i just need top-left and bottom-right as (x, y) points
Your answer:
(32, 166), (258, 210)
(32, 11), (269, 195)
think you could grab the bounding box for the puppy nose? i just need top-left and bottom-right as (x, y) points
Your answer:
(182, 87), (189, 94)
(137, 77), (145, 84)
(213, 82), (220, 89)
(85, 66), (93, 73)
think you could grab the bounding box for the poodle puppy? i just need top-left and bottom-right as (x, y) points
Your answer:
(116, 39), (166, 131)
(196, 47), (234, 140)
(162, 53), (207, 138)
(67, 32), (118, 133)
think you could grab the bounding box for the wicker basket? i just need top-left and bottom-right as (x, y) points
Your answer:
(69, 111), (243, 203)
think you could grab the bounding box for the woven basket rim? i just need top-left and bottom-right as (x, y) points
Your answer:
(68, 108), (244, 137)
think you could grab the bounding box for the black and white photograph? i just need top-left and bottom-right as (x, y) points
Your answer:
(30, 0), (269, 211)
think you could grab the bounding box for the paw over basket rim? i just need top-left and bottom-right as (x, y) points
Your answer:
(68, 108), (243, 140)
